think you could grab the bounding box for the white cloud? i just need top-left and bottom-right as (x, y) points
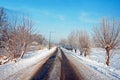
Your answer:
(79, 12), (99, 24)
(25, 8), (65, 21)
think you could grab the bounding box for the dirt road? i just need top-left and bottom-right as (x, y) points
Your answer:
(31, 48), (83, 80)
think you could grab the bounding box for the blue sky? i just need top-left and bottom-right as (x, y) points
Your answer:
(0, 0), (120, 42)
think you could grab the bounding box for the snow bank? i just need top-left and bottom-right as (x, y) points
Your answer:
(0, 47), (56, 80)
(62, 48), (120, 80)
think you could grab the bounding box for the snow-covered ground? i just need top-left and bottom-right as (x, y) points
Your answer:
(0, 47), (56, 80)
(1, 47), (120, 80)
(87, 48), (120, 70)
(63, 48), (120, 80)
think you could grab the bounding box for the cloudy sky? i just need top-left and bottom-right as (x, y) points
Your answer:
(0, 0), (120, 42)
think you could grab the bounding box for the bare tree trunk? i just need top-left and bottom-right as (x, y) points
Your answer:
(84, 48), (87, 57)
(80, 53), (82, 55)
(20, 42), (27, 58)
(105, 46), (111, 66)
(75, 49), (76, 53)
(20, 51), (25, 58)
(80, 49), (83, 55)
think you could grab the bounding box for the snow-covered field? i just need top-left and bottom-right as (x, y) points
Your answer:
(88, 48), (120, 70)
(0, 47), (56, 80)
(63, 48), (120, 80)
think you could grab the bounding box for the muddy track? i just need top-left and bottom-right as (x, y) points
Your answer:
(31, 48), (58, 80)
(60, 49), (82, 80)
(31, 48), (83, 80)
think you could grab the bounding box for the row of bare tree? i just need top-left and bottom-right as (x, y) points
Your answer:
(60, 30), (91, 56)
(60, 19), (120, 66)
(0, 7), (47, 62)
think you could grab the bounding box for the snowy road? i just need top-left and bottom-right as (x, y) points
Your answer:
(0, 47), (120, 80)
(31, 48), (83, 80)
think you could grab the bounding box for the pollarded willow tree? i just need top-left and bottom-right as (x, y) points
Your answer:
(68, 31), (78, 52)
(78, 30), (91, 56)
(93, 18), (120, 66)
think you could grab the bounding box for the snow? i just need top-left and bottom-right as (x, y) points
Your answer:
(1, 47), (120, 80)
(62, 48), (120, 80)
(0, 47), (56, 80)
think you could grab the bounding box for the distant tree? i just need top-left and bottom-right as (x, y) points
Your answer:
(93, 18), (120, 66)
(31, 34), (47, 47)
(68, 31), (78, 52)
(59, 38), (68, 47)
(78, 30), (91, 56)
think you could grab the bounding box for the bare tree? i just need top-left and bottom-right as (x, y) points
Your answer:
(31, 34), (47, 47)
(93, 18), (120, 66)
(1, 17), (33, 60)
(0, 7), (8, 28)
(78, 30), (91, 56)
(0, 7), (9, 48)
(68, 31), (78, 52)
(59, 38), (68, 47)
